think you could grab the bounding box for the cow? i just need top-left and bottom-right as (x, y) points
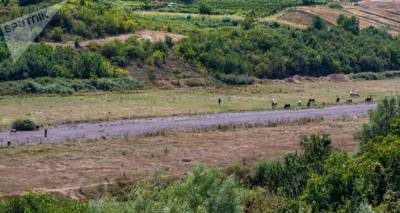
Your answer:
(10, 129), (16, 136)
(347, 99), (353, 104)
(336, 96), (340, 103)
(365, 96), (373, 103)
(350, 90), (360, 98)
(307, 98), (316, 107)
(284, 104), (291, 109)
(218, 98), (222, 105)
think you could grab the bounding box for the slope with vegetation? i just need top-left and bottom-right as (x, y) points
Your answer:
(178, 17), (400, 80)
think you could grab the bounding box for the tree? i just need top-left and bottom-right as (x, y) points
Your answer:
(357, 97), (400, 146)
(1, 0), (10, 6)
(337, 15), (360, 34)
(311, 16), (327, 30)
(18, 0), (41, 6)
(199, 4), (212, 15)
(301, 134), (333, 174)
(242, 10), (256, 30)
(303, 0), (315, 6)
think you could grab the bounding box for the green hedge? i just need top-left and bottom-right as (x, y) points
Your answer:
(0, 77), (143, 96)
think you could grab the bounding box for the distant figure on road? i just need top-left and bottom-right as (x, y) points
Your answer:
(271, 98), (277, 110)
(44, 129), (48, 138)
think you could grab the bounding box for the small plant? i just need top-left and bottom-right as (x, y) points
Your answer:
(199, 4), (212, 14)
(12, 119), (38, 131)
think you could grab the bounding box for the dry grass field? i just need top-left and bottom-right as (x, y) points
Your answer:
(0, 78), (398, 128)
(0, 117), (365, 198)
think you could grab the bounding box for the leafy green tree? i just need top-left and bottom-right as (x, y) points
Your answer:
(242, 10), (256, 30)
(1, 0), (10, 6)
(300, 134), (333, 174)
(357, 97), (400, 146)
(311, 16), (327, 30)
(199, 4), (212, 14)
(337, 15), (360, 34)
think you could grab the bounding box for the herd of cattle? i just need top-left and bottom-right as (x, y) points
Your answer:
(219, 90), (373, 110)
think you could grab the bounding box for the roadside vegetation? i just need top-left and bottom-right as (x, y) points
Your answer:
(2, 97), (400, 212)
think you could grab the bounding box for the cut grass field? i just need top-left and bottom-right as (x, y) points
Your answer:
(0, 78), (399, 129)
(276, 0), (400, 35)
(0, 117), (365, 198)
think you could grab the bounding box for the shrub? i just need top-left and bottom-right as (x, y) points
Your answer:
(0, 192), (87, 212)
(12, 119), (37, 131)
(199, 4), (212, 14)
(328, 2), (343, 9)
(50, 27), (64, 42)
(251, 161), (284, 190)
(0, 77), (143, 96)
(300, 134), (333, 174)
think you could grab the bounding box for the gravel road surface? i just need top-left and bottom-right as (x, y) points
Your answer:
(0, 104), (375, 146)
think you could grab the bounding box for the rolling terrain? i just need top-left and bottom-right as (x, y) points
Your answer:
(276, 0), (400, 35)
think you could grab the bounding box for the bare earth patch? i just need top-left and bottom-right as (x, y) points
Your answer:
(41, 30), (186, 47)
(0, 118), (366, 199)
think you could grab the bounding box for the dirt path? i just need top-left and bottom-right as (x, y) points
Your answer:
(0, 103), (375, 146)
(41, 30), (186, 47)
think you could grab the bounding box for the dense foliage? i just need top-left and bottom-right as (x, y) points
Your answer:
(0, 77), (143, 95)
(0, 44), (126, 81)
(178, 23), (400, 79)
(1, 167), (244, 213)
(159, 0), (325, 17)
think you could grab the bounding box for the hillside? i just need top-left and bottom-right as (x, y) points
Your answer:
(276, 0), (400, 35)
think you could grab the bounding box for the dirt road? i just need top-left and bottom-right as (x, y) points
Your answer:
(0, 104), (375, 146)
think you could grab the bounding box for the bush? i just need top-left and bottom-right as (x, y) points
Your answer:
(0, 77), (143, 96)
(50, 27), (64, 42)
(12, 119), (37, 131)
(0, 192), (87, 212)
(328, 2), (343, 9)
(199, 4), (212, 14)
